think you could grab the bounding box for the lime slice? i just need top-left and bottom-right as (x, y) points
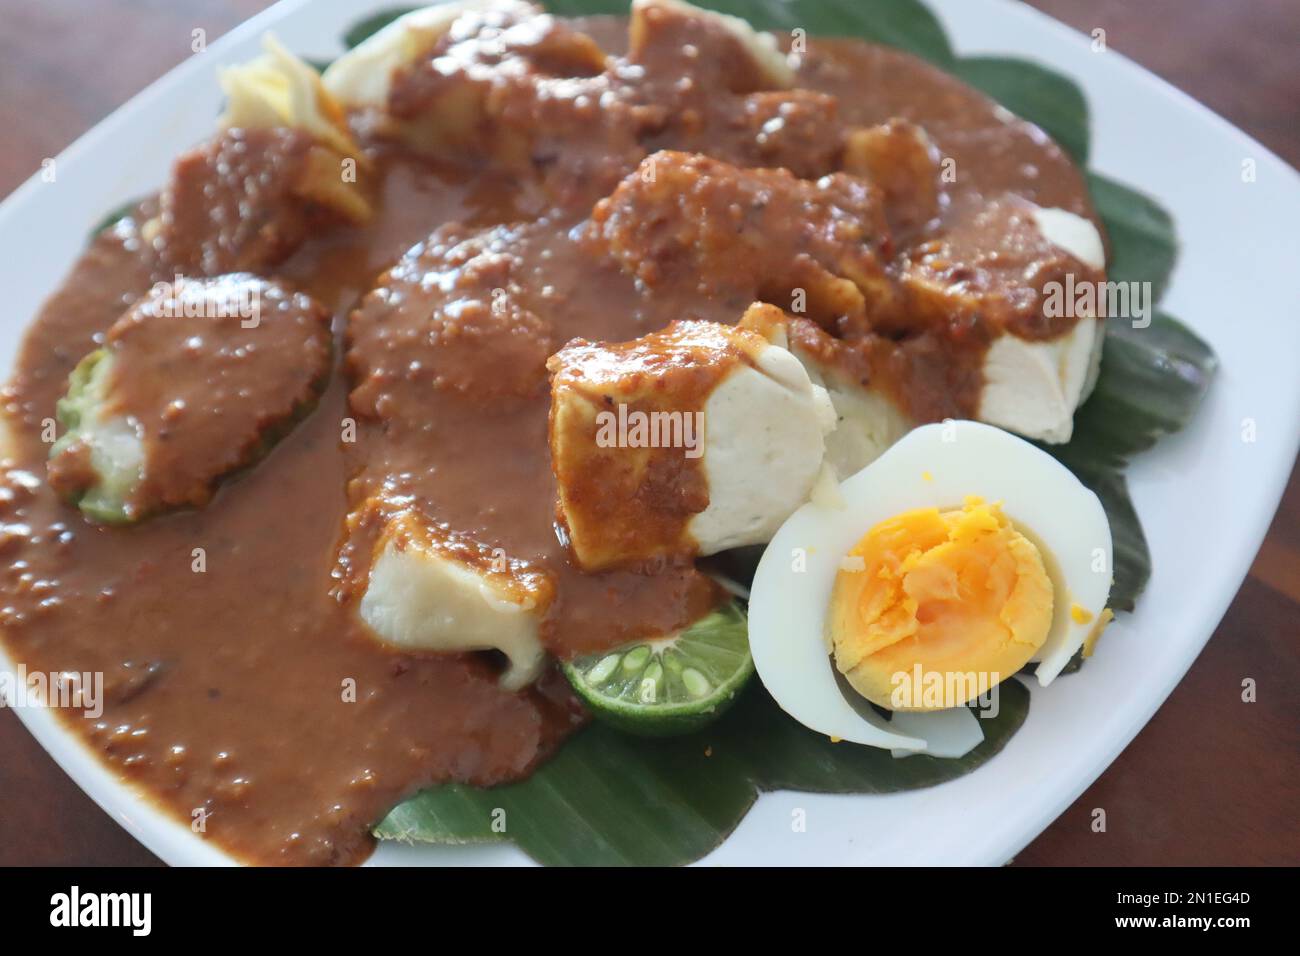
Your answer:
(562, 603), (754, 737)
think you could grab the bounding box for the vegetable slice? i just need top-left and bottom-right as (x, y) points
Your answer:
(562, 602), (754, 736)
(48, 349), (144, 524)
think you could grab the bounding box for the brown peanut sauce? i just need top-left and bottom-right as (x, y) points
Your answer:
(0, 14), (1097, 865)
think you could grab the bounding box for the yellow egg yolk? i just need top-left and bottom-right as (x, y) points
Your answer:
(827, 497), (1053, 711)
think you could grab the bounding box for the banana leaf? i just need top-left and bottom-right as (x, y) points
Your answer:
(377, 681), (1031, 865)
(359, 0), (1216, 863)
(954, 56), (1090, 164)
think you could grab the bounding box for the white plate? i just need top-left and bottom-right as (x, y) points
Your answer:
(1, 0), (1297, 867)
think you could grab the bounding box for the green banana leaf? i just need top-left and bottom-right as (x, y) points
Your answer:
(954, 56), (1090, 164)
(377, 681), (1031, 865)
(345, 0), (1216, 863)
(1087, 174), (1179, 302)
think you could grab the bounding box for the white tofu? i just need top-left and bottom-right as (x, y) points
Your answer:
(548, 320), (834, 570)
(742, 199), (1110, 460)
(979, 207), (1107, 443)
(358, 508), (550, 690)
(690, 342), (835, 552)
(739, 305), (912, 480)
(1031, 206), (1107, 271)
(802, 363), (913, 479)
(978, 316), (1104, 444)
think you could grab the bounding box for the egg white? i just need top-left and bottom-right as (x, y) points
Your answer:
(747, 420), (1113, 754)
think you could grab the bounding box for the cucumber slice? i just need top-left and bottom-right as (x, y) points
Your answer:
(562, 602), (753, 737)
(49, 349), (145, 524)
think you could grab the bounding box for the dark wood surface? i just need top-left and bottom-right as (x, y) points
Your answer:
(0, 0), (1295, 867)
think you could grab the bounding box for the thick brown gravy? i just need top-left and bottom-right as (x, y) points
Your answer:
(0, 14), (1096, 865)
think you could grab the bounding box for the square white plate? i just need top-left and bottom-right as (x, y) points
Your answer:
(1, 0), (1297, 866)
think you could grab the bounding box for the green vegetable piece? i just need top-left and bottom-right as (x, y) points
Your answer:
(48, 350), (143, 524)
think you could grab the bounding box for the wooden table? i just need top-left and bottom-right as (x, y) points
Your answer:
(0, 0), (1295, 866)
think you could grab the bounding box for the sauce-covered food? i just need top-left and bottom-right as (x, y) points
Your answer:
(0, 0), (1107, 864)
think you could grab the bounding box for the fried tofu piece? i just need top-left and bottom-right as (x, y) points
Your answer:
(327, 0), (612, 172)
(346, 224), (555, 427)
(326, 1), (837, 200)
(548, 319), (835, 572)
(390, 17), (608, 166)
(155, 128), (368, 276)
(323, 1), (548, 109)
(725, 90), (845, 178)
(647, 88), (845, 180)
(899, 194), (1103, 338)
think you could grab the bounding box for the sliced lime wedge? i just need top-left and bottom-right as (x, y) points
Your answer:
(562, 603), (753, 737)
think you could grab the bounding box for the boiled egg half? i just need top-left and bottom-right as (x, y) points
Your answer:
(748, 420), (1112, 755)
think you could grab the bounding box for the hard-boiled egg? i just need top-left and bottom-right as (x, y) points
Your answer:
(747, 420), (1112, 754)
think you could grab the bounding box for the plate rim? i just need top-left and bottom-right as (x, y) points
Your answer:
(0, 0), (1296, 867)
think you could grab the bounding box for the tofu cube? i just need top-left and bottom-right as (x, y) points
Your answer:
(548, 319), (835, 571)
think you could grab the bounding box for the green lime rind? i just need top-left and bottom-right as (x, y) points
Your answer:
(562, 602), (754, 737)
